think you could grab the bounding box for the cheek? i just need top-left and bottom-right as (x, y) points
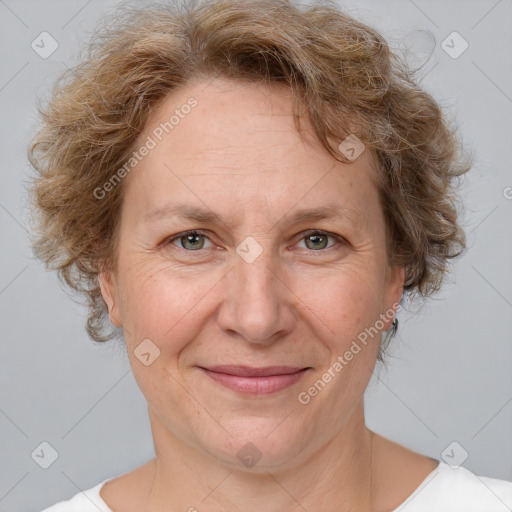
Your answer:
(116, 255), (223, 351)
(295, 270), (384, 416)
(294, 262), (385, 350)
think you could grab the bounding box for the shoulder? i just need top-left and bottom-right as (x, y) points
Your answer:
(39, 479), (113, 512)
(393, 462), (512, 512)
(40, 460), (156, 512)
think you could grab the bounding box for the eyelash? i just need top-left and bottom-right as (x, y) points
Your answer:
(164, 229), (346, 254)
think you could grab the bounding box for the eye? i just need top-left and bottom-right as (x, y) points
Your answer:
(168, 230), (214, 251)
(164, 229), (344, 253)
(296, 230), (342, 251)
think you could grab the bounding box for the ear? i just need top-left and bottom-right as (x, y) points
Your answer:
(98, 270), (122, 328)
(382, 265), (405, 330)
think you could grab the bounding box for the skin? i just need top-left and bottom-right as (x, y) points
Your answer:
(99, 76), (438, 512)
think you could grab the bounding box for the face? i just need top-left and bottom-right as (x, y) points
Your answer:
(100, 76), (404, 472)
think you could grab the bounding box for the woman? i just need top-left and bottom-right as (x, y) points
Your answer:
(29, 0), (512, 510)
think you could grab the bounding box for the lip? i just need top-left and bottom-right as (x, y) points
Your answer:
(199, 365), (311, 395)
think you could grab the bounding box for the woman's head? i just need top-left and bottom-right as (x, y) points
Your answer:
(88, 75), (404, 470)
(28, 0), (471, 470)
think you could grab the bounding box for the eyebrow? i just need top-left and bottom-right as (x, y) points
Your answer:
(143, 202), (364, 229)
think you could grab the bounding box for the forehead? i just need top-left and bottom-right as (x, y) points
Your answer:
(142, 76), (371, 166)
(122, 76), (380, 231)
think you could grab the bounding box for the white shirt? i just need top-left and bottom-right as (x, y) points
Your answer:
(40, 461), (512, 512)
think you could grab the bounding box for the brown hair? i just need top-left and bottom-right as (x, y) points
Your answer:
(28, 0), (472, 345)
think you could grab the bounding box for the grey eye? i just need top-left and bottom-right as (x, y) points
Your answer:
(175, 232), (207, 250)
(303, 233), (332, 250)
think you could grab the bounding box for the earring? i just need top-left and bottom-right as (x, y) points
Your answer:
(381, 317), (398, 350)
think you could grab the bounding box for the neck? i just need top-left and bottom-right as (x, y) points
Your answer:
(145, 402), (376, 511)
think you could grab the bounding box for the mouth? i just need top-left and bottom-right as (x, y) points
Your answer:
(198, 365), (312, 396)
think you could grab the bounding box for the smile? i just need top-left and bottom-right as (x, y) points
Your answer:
(198, 365), (311, 396)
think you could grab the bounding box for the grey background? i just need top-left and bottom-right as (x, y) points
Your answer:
(0, 0), (511, 510)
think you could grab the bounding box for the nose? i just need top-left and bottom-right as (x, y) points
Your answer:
(216, 244), (297, 346)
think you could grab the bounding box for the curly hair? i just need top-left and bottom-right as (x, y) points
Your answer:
(27, 0), (472, 345)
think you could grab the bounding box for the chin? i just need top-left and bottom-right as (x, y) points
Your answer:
(197, 417), (311, 472)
